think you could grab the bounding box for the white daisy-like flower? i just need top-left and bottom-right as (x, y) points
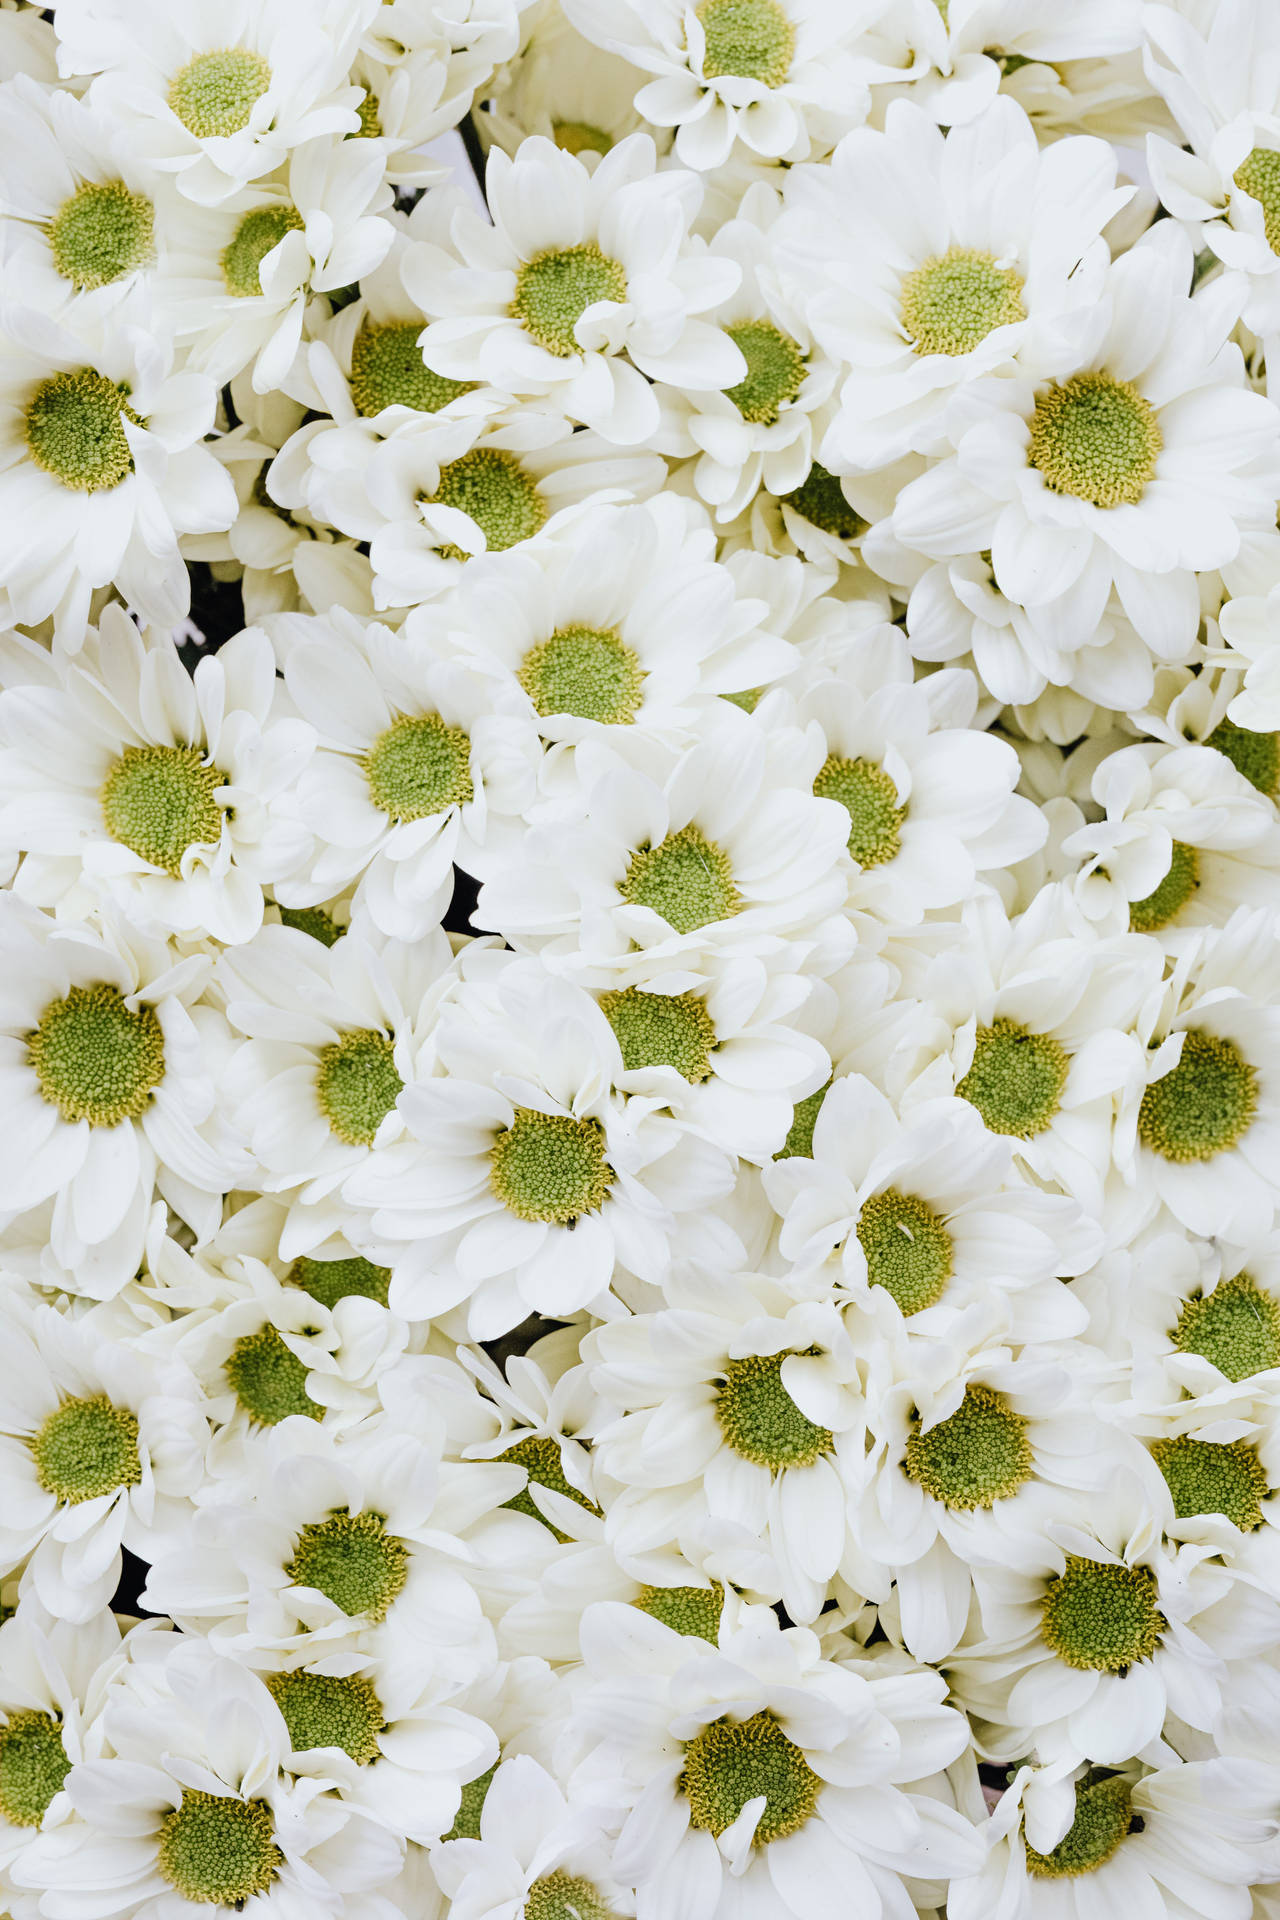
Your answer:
(53, 0), (379, 205)
(884, 224), (1280, 679)
(0, 897), (247, 1295)
(0, 1299), (206, 1622)
(343, 960), (735, 1339)
(349, 22), (488, 191)
(782, 94), (1131, 470)
(0, 306), (236, 644)
(1219, 583), (1280, 732)
(0, 612), (313, 946)
(567, 1598), (981, 1920)
(434, 1755), (635, 1920)
(410, 133), (747, 447)
(476, 5), (665, 168)
(12, 1631), (402, 1920)
(561, 0), (869, 171)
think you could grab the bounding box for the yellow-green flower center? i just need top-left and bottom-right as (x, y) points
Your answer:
(1206, 715), (1280, 798)
(1025, 1776), (1136, 1878)
(682, 1712), (819, 1846)
(1129, 841), (1199, 931)
(1029, 372), (1162, 509)
(25, 368), (141, 492)
(489, 1108), (613, 1225)
(600, 987), (717, 1082)
(519, 624), (643, 724)
(31, 1395), (141, 1504)
(553, 121), (613, 156)
(1172, 1275), (1280, 1382)
(715, 1351), (832, 1470)
(314, 1030), (403, 1147)
(1041, 1557), (1164, 1672)
(285, 1509), (409, 1622)
(290, 1254), (391, 1311)
(633, 1582), (725, 1642)
(694, 0), (796, 87)
(900, 246), (1025, 357)
(28, 986), (165, 1128)
(857, 1189), (954, 1315)
(428, 447), (548, 558)
(225, 1326), (321, 1427)
(620, 823), (743, 934)
(352, 91), (382, 138)
(783, 462), (863, 539)
(774, 1080), (830, 1160)
(221, 205), (304, 298)
(1137, 1029), (1258, 1163)
(0, 1711), (70, 1828)
(1150, 1434), (1267, 1531)
(1234, 147), (1280, 253)
(48, 181), (154, 290)
(723, 321), (807, 426)
(443, 1761), (498, 1841)
(813, 753), (905, 868)
(168, 49), (271, 139)
(266, 1671), (385, 1764)
(277, 904), (343, 946)
(904, 1384), (1032, 1510)
(156, 1792), (281, 1907)
(100, 744), (225, 876)
(510, 243), (627, 357)
(525, 1871), (620, 1920)
(349, 322), (475, 417)
(957, 1019), (1068, 1139)
(363, 712), (474, 821)
(498, 1434), (599, 1541)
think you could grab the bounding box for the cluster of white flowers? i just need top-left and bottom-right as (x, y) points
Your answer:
(3, 1), (1280, 1917)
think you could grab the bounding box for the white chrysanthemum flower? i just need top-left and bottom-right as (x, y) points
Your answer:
(52, 0), (379, 205)
(0, 613), (313, 945)
(0, 308), (235, 644)
(782, 95), (1130, 470)
(567, 1599), (981, 1920)
(476, 5), (664, 167)
(0, 898), (246, 1294)
(883, 225), (1280, 679)
(950, 1754), (1277, 1920)
(349, 24), (488, 190)
(434, 1755), (634, 1920)
(410, 134), (746, 446)
(12, 1633), (402, 1920)
(0, 1300), (206, 1622)
(475, 703), (854, 988)
(270, 607), (537, 939)
(561, 0), (869, 171)
(343, 961), (735, 1339)
(1219, 583), (1280, 732)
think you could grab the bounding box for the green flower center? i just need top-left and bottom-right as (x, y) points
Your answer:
(620, 823), (743, 935)
(1129, 841), (1199, 932)
(1206, 715), (1280, 798)
(0, 1712), (70, 1828)
(31, 1394), (141, 1505)
(28, 986), (165, 1128)
(858, 1189), (954, 1314)
(1029, 372), (1162, 510)
(904, 1384), (1033, 1510)
(349, 322), (475, 417)
(774, 1080), (830, 1160)
(157, 1792), (281, 1907)
(225, 1327), (320, 1427)
(443, 1761), (497, 1841)
(600, 987), (717, 1082)
(723, 321), (807, 426)
(899, 246), (1025, 357)
(1137, 1029), (1258, 1163)
(277, 904), (342, 946)
(957, 1018), (1068, 1140)
(1173, 1275), (1280, 1382)
(289, 1254), (391, 1311)
(489, 1108), (612, 1225)
(553, 121), (613, 156)
(25, 368), (141, 492)
(168, 49), (272, 139)
(364, 713), (474, 822)
(285, 1509), (409, 1622)
(715, 1351), (833, 1470)
(100, 744), (225, 876)
(48, 181), (154, 290)
(509, 243), (628, 358)
(519, 624), (644, 724)
(1150, 1435), (1267, 1531)
(813, 753), (905, 868)
(314, 1030), (403, 1147)
(1041, 1557), (1164, 1672)
(525, 1872), (620, 1920)
(353, 91), (382, 138)
(221, 205), (304, 298)
(498, 1434), (599, 1541)
(694, 0), (796, 87)
(428, 448), (548, 559)
(783, 462), (863, 539)
(634, 1582), (724, 1642)
(1234, 147), (1280, 253)
(682, 1712), (818, 1847)
(1024, 1776), (1136, 1879)
(266, 1671), (385, 1764)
